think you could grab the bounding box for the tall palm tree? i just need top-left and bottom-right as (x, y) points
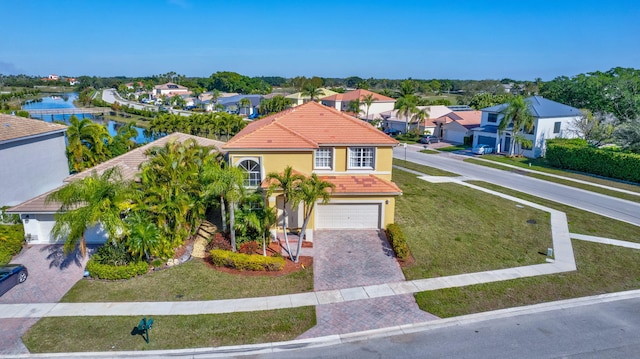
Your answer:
(394, 95), (418, 134)
(410, 107), (429, 133)
(362, 93), (378, 120)
(202, 162), (246, 252)
(499, 96), (535, 156)
(302, 84), (323, 102)
(266, 166), (305, 259)
(291, 174), (334, 263)
(65, 116), (112, 172)
(46, 167), (132, 256)
(347, 98), (364, 118)
(238, 97), (252, 116)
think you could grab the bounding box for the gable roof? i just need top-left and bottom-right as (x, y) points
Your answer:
(223, 101), (398, 150)
(154, 82), (189, 90)
(434, 111), (482, 129)
(0, 114), (67, 143)
(320, 89), (395, 103)
(481, 96), (581, 118)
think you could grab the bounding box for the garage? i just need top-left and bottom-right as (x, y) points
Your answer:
(477, 135), (496, 146)
(315, 203), (381, 229)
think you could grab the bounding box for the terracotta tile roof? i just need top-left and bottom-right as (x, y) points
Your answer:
(321, 89), (395, 102)
(0, 114), (67, 143)
(66, 132), (226, 182)
(223, 101), (398, 150)
(320, 175), (402, 195)
(434, 111), (482, 129)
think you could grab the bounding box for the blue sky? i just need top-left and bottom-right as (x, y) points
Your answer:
(2, 0), (638, 80)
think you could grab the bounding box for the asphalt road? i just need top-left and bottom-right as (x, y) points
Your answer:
(394, 146), (640, 227)
(255, 295), (640, 359)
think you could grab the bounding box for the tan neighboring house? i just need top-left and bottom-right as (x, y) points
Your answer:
(432, 111), (482, 143)
(0, 115), (68, 208)
(381, 105), (454, 135)
(153, 82), (190, 98)
(7, 133), (225, 244)
(223, 101), (401, 242)
(285, 88), (338, 107)
(320, 89), (395, 120)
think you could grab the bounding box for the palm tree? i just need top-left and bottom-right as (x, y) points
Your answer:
(498, 96), (535, 156)
(202, 161), (246, 252)
(394, 95), (418, 134)
(46, 167), (132, 256)
(238, 97), (252, 116)
(362, 93), (378, 120)
(109, 121), (138, 156)
(65, 115), (111, 172)
(302, 83), (323, 102)
(347, 98), (364, 118)
(266, 166), (305, 259)
(122, 210), (162, 261)
(258, 206), (277, 256)
(410, 107), (429, 133)
(290, 174), (334, 262)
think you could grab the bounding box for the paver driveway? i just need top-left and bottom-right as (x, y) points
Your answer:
(299, 230), (437, 338)
(0, 244), (89, 355)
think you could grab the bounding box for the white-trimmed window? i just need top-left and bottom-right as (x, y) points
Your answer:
(348, 147), (375, 169)
(238, 159), (261, 187)
(314, 147), (333, 169)
(553, 121), (561, 134)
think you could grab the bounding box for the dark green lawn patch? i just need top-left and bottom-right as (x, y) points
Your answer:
(61, 259), (313, 302)
(23, 307), (315, 353)
(393, 159), (458, 176)
(419, 149), (440, 154)
(464, 158), (640, 203)
(437, 145), (469, 152)
(467, 181), (640, 243)
(415, 240), (640, 317)
(393, 169), (551, 280)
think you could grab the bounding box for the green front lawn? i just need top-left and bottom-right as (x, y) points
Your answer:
(393, 169), (552, 280)
(393, 159), (458, 176)
(62, 259), (313, 302)
(23, 307), (315, 353)
(437, 144), (469, 152)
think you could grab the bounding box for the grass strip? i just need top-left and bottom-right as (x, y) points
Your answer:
(393, 169), (551, 280)
(23, 307), (315, 353)
(415, 240), (640, 317)
(393, 159), (458, 177)
(437, 145), (469, 152)
(62, 259), (314, 302)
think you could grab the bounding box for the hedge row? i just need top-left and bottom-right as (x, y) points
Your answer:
(0, 224), (25, 265)
(546, 139), (640, 183)
(86, 259), (149, 280)
(386, 223), (410, 260)
(210, 249), (285, 271)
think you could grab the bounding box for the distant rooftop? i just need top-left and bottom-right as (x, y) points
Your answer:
(0, 114), (67, 143)
(481, 96), (581, 118)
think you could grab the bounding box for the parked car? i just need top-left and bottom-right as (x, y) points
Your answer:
(472, 144), (494, 155)
(0, 264), (28, 297)
(383, 129), (402, 136)
(247, 112), (260, 120)
(419, 135), (440, 144)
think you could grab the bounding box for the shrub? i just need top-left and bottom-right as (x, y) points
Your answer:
(85, 259), (149, 280)
(0, 224), (25, 265)
(546, 138), (640, 183)
(210, 249), (285, 271)
(91, 242), (134, 266)
(386, 223), (410, 260)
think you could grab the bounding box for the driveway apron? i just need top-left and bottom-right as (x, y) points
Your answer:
(298, 230), (437, 338)
(0, 244), (89, 355)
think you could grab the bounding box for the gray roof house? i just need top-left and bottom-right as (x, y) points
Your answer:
(216, 94), (263, 116)
(471, 96), (581, 158)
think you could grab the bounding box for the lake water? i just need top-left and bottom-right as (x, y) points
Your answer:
(22, 93), (155, 144)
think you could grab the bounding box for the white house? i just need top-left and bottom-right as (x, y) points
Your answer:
(153, 82), (190, 98)
(7, 133), (225, 244)
(471, 96), (581, 158)
(0, 114), (69, 207)
(320, 89), (395, 120)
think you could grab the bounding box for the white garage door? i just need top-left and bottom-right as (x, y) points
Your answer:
(315, 203), (381, 229)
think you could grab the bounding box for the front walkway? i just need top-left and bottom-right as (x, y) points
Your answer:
(297, 230), (437, 338)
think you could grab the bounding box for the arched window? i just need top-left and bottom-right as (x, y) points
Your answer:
(238, 159), (261, 187)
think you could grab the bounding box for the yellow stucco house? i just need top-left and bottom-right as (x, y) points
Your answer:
(222, 101), (401, 241)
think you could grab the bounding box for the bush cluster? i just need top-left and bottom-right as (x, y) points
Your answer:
(210, 249), (285, 271)
(386, 223), (410, 260)
(0, 224), (25, 265)
(546, 139), (640, 183)
(85, 259), (149, 280)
